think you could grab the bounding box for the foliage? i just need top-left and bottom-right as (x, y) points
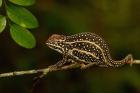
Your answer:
(0, 0), (38, 48)
(10, 24), (36, 48)
(9, 0), (35, 6)
(0, 15), (6, 33)
(0, 0), (2, 7)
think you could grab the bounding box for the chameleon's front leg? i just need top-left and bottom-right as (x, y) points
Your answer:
(79, 62), (99, 69)
(49, 59), (67, 70)
(37, 59), (74, 79)
(49, 52), (71, 69)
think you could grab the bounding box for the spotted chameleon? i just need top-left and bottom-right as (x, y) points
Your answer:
(46, 32), (133, 69)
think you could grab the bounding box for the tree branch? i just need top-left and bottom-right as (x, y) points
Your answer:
(133, 60), (140, 64)
(0, 60), (140, 78)
(0, 63), (80, 78)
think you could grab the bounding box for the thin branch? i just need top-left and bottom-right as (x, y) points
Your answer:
(0, 63), (80, 78)
(133, 60), (140, 64)
(127, 60), (140, 66)
(0, 60), (140, 78)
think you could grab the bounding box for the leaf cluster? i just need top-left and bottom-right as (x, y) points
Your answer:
(0, 0), (38, 48)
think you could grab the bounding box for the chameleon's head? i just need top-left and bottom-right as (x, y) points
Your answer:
(46, 34), (66, 53)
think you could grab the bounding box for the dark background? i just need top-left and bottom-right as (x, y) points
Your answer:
(0, 0), (140, 93)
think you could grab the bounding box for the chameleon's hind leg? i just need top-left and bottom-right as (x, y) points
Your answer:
(80, 62), (98, 69)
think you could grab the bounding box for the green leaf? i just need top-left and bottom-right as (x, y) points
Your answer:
(7, 3), (38, 29)
(0, 0), (2, 7)
(10, 24), (36, 48)
(9, 0), (35, 6)
(0, 15), (6, 33)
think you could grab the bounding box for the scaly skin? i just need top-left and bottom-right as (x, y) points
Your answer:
(46, 32), (133, 69)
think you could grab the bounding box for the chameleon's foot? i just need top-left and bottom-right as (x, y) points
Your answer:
(80, 63), (86, 70)
(48, 64), (60, 71)
(49, 59), (75, 71)
(80, 63), (97, 70)
(49, 59), (69, 70)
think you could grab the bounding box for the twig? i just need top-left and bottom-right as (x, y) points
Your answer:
(0, 60), (140, 78)
(133, 60), (140, 64)
(0, 63), (80, 78)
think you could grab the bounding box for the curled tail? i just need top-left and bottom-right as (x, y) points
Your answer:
(111, 54), (133, 67)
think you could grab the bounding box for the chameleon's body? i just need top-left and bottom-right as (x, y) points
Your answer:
(46, 32), (133, 69)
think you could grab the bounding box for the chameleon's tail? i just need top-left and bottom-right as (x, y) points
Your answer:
(111, 54), (133, 67)
(124, 54), (133, 66)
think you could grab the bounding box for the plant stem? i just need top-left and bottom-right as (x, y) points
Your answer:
(0, 63), (80, 78)
(0, 60), (140, 78)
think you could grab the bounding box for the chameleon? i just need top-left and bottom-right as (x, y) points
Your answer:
(45, 32), (133, 69)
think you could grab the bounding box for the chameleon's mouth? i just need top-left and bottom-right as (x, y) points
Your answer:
(45, 42), (55, 48)
(45, 42), (63, 53)
(45, 38), (55, 46)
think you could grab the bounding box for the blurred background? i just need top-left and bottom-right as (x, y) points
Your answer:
(0, 0), (140, 93)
